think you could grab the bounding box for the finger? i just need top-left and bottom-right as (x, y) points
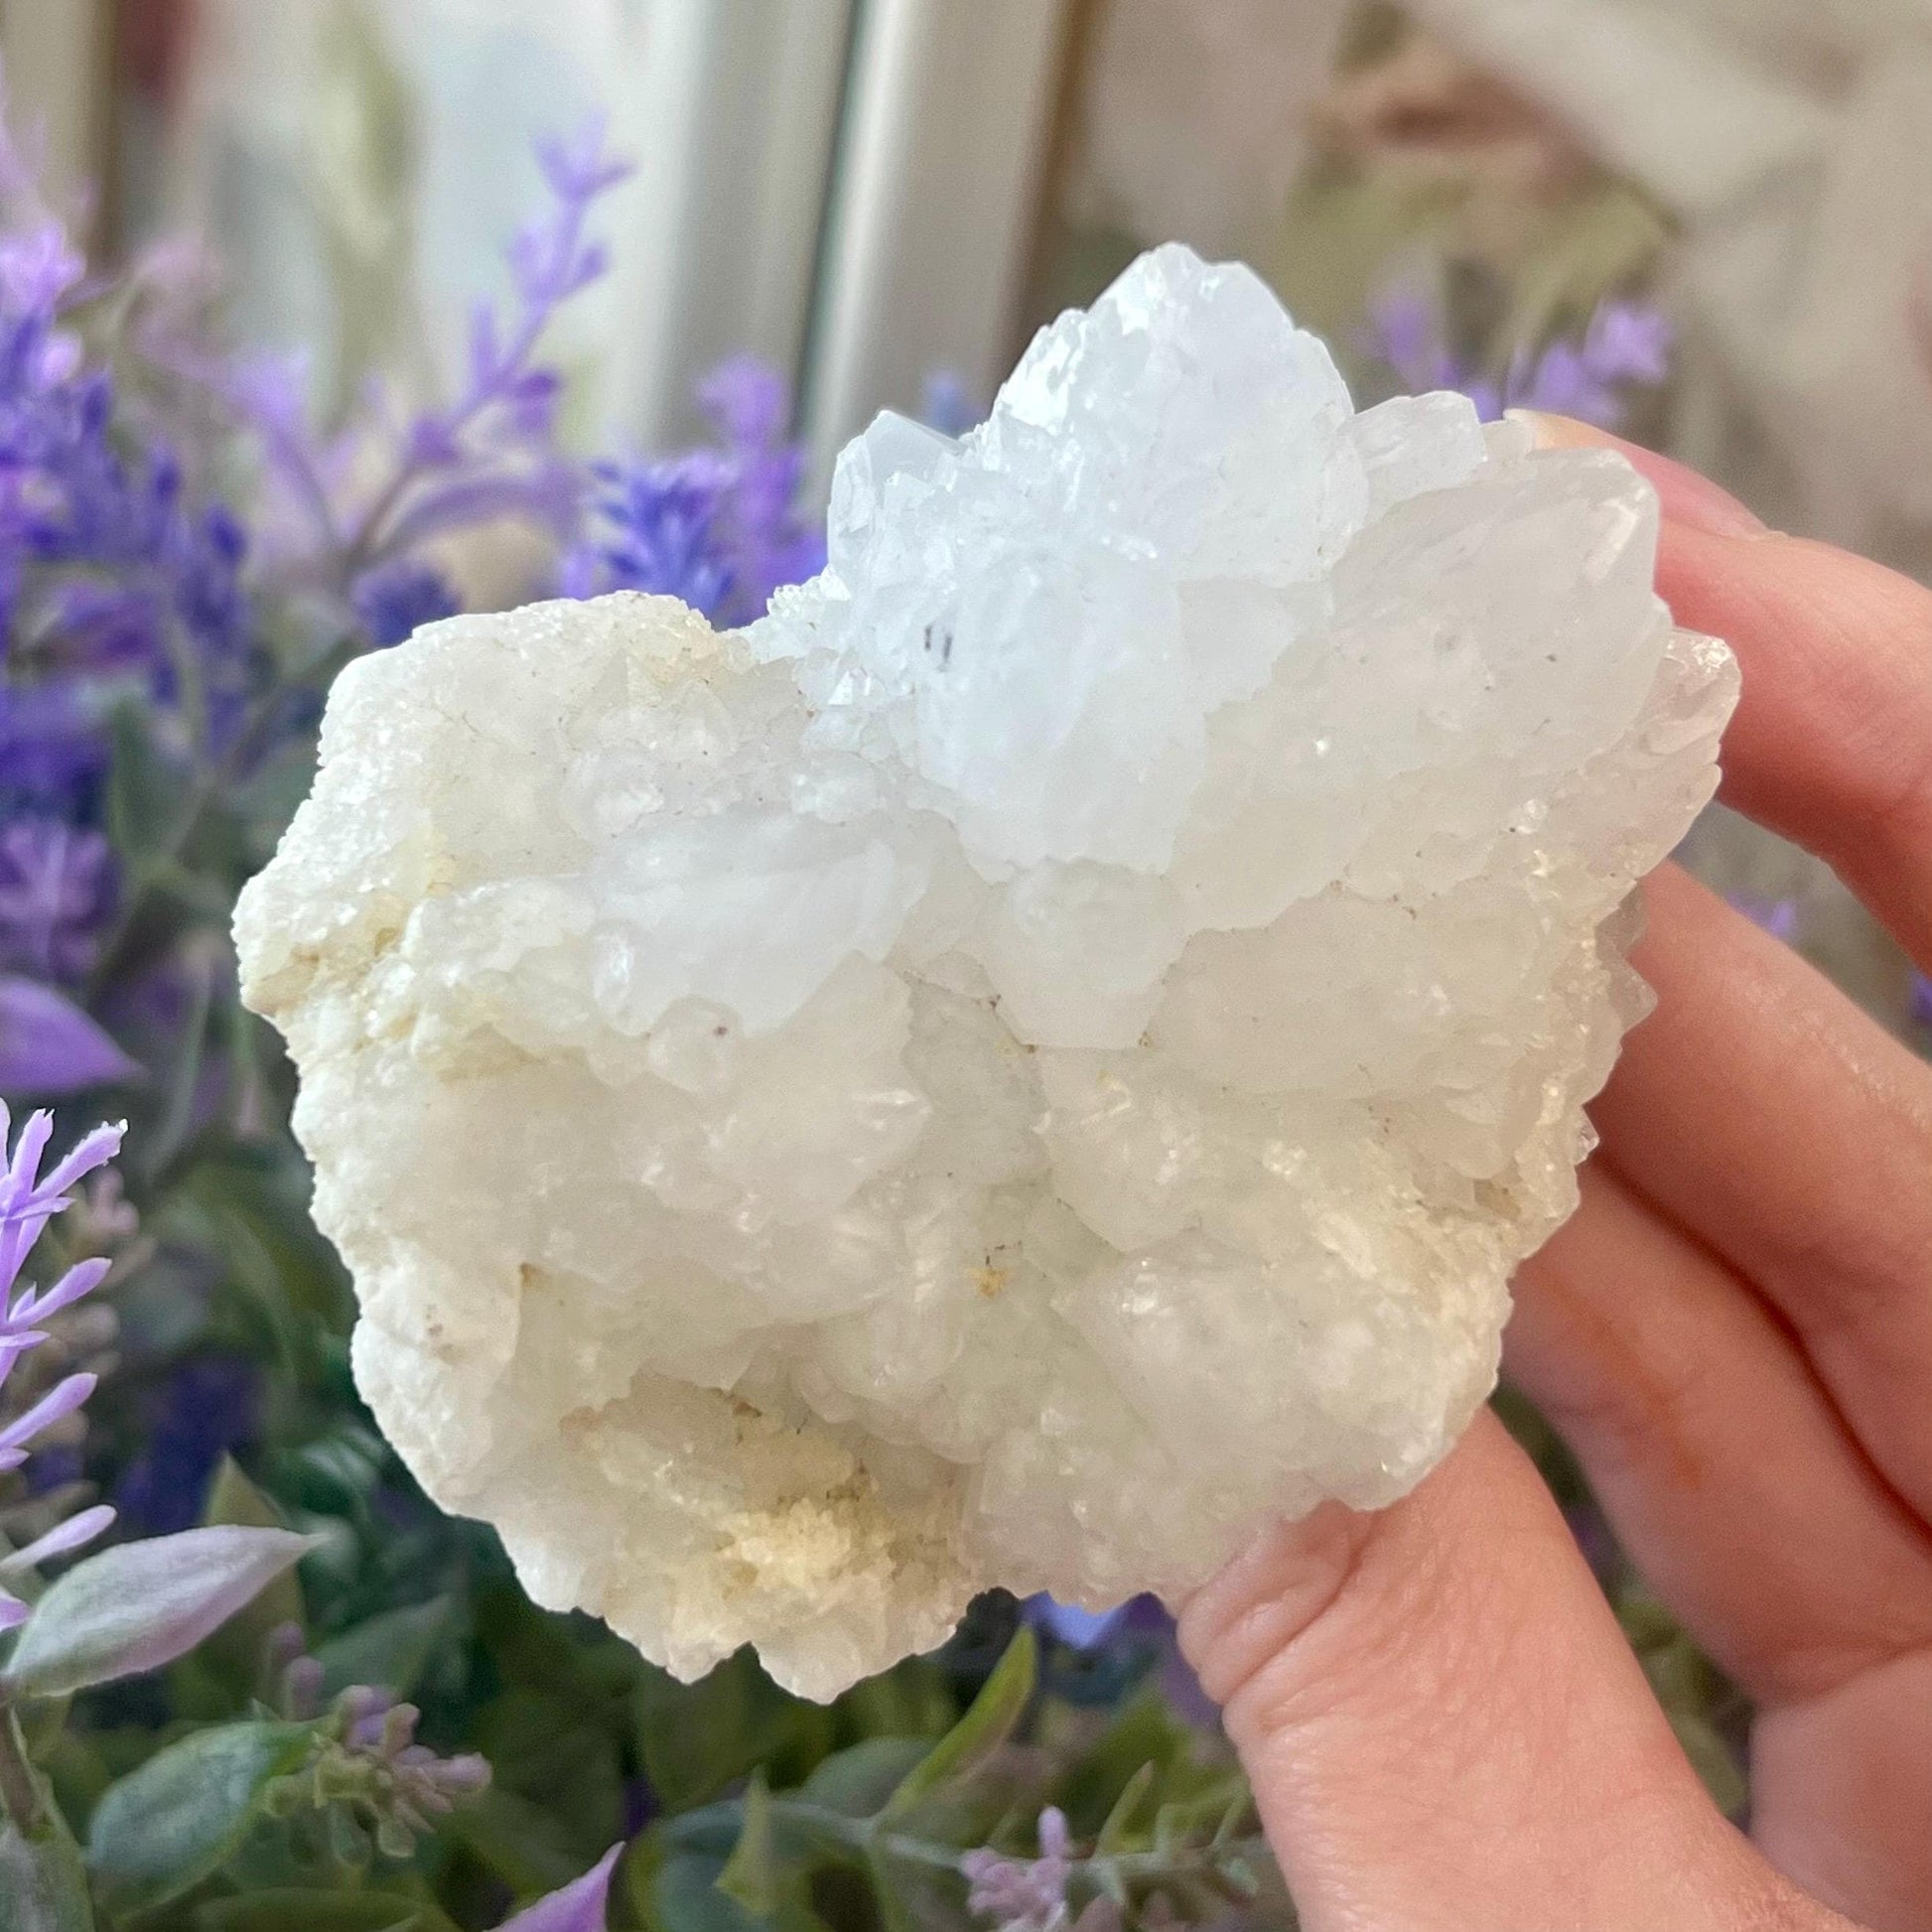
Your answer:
(1522, 412), (1932, 970)
(1507, 1160), (1932, 1712)
(1510, 416), (1773, 541)
(1659, 521), (1932, 971)
(1177, 1413), (1803, 1932)
(1753, 1648), (1932, 1930)
(1595, 864), (1932, 1522)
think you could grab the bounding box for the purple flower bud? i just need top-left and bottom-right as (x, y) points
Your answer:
(1036, 1809), (1070, 1863)
(13, 1255), (111, 1324)
(434, 1751), (491, 1795)
(283, 1653), (327, 1720)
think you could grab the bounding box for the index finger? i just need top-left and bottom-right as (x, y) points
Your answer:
(1523, 413), (1932, 972)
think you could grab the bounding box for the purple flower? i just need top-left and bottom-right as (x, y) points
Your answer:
(0, 682), (105, 815)
(0, 977), (139, 1095)
(697, 356), (824, 617)
(563, 454), (734, 614)
(343, 124), (631, 578)
(205, 121), (628, 647)
(1025, 1594), (1131, 1652)
(0, 818), (113, 980)
(1027, 1593), (1217, 1729)
(113, 1352), (259, 1536)
(1911, 971), (1932, 1030)
(565, 356), (821, 624)
(1365, 284), (1671, 430)
(0, 122), (258, 778)
(0, 1105), (122, 1626)
(1363, 288), (1470, 398)
(920, 369), (983, 436)
(351, 558), (460, 648)
(1582, 301), (1672, 386)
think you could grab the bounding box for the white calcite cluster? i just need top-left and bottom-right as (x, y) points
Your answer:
(236, 246), (1736, 1700)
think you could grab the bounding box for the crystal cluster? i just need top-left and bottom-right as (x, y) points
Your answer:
(235, 246), (1735, 1700)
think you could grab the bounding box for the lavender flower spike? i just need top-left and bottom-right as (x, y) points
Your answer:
(1364, 282), (1671, 431)
(0, 1105), (123, 1626)
(563, 356), (820, 624)
(344, 121), (634, 580)
(0, 819), (115, 981)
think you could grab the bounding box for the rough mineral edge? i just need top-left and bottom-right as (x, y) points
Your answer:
(235, 244), (1738, 1701)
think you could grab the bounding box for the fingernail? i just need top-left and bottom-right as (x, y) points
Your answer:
(1508, 410), (1772, 540)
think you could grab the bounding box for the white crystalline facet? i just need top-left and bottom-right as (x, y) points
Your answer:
(235, 245), (1737, 1700)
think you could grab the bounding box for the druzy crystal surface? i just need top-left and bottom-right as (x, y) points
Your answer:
(236, 246), (1736, 1700)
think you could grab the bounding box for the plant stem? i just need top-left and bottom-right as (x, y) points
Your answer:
(0, 1705), (48, 1836)
(766, 1797), (1260, 1893)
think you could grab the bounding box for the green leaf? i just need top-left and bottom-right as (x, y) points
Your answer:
(171, 1151), (354, 1338)
(1150, 1771), (1254, 1857)
(1049, 1689), (1187, 1837)
(313, 1596), (451, 1704)
(714, 1771), (777, 1917)
(443, 1787), (589, 1896)
(863, 1844), (960, 1932)
(0, 1787), (95, 1932)
(634, 1650), (834, 1813)
(1095, 1761), (1158, 1854)
(880, 1627), (1035, 1820)
(830, 1659), (955, 1741)
(799, 1738), (930, 1819)
(650, 1852), (766, 1932)
(195, 1892), (444, 1932)
(206, 1441), (294, 1537)
(83, 1719), (317, 1917)
(1670, 1712), (1748, 1819)
(3, 1527), (319, 1700)
(105, 702), (193, 868)
(196, 1459), (308, 1691)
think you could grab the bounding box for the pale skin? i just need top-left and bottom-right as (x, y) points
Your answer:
(1177, 414), (1932, 1932)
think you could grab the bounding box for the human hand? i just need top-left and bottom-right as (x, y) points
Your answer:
(1178, 415), (1932, 1932)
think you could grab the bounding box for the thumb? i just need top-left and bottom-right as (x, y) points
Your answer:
(1177, 1412), (1813, 1931)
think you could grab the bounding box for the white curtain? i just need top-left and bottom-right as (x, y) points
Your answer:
(1406, 0), (1932, 577)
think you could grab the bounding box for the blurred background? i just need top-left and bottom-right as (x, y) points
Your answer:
(19, 0), (1922, 1018)
(17, 0), (1932, 546)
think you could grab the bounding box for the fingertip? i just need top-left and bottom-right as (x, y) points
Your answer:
(1509, 410), (1773, 541)
(1177, 1498), (1376, 1710)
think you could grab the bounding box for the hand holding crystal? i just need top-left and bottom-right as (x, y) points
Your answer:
(1180, 421), (1932, 1932)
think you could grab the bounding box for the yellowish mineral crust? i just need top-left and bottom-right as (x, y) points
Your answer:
(235, 246), (1736, 1700)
